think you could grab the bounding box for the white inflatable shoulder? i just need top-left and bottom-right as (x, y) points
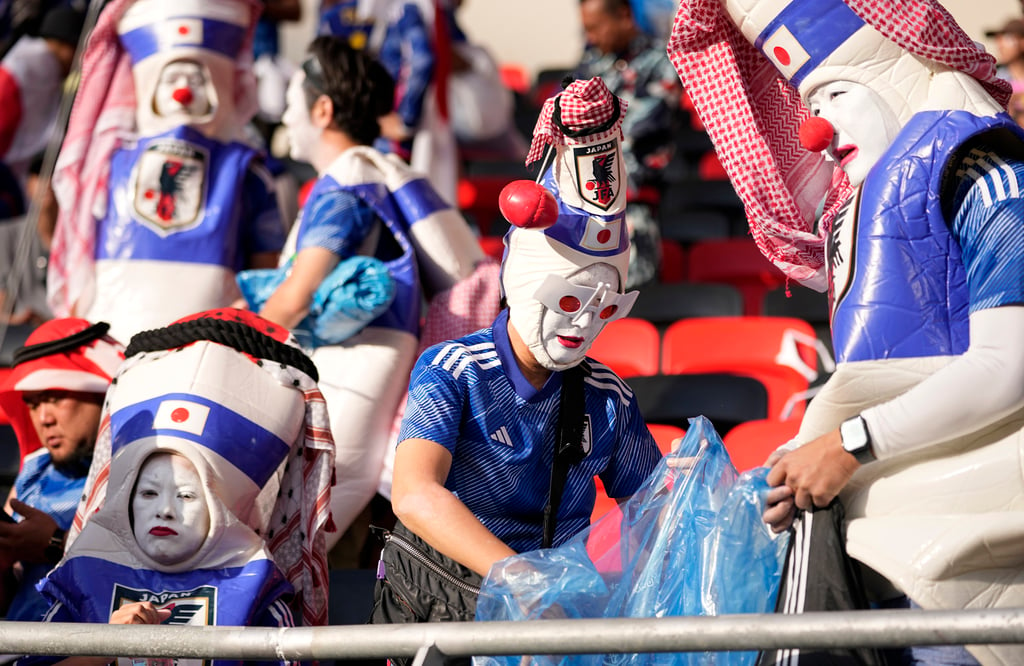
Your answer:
(331, 147), (484, 295)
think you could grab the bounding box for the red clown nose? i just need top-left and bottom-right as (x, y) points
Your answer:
(498, 180), (559, 229)
(799, 116), (835, 153)
(172, 88), (194, 106)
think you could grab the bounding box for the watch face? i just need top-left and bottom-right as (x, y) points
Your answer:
(841, 417), (874, 463)
(841, 417), (868, 452)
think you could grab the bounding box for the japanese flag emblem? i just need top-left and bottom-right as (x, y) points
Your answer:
(761, 25), (812, 81)
(153, 399), (210, 436)
(163, 18), (203, 47)
(580, 216), (623, 252)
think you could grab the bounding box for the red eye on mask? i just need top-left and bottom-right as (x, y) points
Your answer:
(600, 305), (618, 320)
(559, 296), (581, 313)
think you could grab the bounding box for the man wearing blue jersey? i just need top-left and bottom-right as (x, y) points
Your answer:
(0, 318), (124, 622)
(259, 36), (488, 560)
(373, 78), (663, 639)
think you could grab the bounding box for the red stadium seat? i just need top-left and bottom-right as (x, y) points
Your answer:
(647, 422), (686, 456)
(686, 238), (788, 316)
(587, 318), (660, 378)
(478, 235), (505, 263)
(661, 316), (821, 421)
(498, 63), (529, 94)
(658, 238), (686, 283)
(722, 418), (800, 472)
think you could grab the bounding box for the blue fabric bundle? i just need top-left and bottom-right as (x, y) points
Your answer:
(475, 416), (789, 666)
(236, 255), (396, 350)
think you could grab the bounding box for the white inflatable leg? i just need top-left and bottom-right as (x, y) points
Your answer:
(312, 326), (418, 548)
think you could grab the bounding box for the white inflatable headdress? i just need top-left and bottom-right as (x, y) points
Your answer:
(501, 77), (636, 370)
(720, 0), (1004, 125)
(68, 308), (335, 625)
(118, 0), (254, 138)
(664, 0), (1010, 287)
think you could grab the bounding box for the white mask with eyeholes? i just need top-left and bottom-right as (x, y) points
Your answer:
(527, 264), (637, 371)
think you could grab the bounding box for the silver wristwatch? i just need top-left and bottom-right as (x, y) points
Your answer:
(840, 415), (875, 464)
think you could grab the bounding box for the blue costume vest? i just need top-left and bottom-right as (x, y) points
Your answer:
(39, 556), (290, 627)
(828, 110), (1024, 364)
(98, 126), (256, 270)
(302, 174), (436, 336)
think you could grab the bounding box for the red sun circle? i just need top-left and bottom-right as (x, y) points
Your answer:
(597, 229), (612, 244)
(178, 25), (190, 35)
(170, 407), (190, 423)
(773, 46), (791, 66)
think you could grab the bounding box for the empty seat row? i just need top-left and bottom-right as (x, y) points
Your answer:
(589, 316), (833, 422)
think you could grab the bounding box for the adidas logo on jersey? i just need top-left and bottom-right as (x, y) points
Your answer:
(430, 341), (500, 379)
(490, 426), (513, 447)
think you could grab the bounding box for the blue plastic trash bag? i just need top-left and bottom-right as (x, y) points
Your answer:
(236, 255), (396, 350)
(474, 416), (789, 666)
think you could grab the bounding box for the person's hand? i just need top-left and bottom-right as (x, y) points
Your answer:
(0, 499), (59, 563)
(762, 485), (796, 533)
(763, 437), (802, 468)
(765, 428), (860, 527)
(377, 112), (413, 142)
(665, 436), (703, 473)
(110, 601), (172, 625)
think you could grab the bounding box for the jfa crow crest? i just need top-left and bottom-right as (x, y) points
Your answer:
(131, 139), (208, 234)
(573, 140), (620, 212)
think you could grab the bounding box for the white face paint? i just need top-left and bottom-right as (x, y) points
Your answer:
(534, 263), (635, 369)
(132, 453), (210, 566)
(153, 61), (212, 118)
(282, 70), (323, 164)
(806, 81), (901, 187)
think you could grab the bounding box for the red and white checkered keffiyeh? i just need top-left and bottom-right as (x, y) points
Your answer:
(47, 0), (261, 318)
(526, 76), (628, 167)
(666, 0), (1010, 284)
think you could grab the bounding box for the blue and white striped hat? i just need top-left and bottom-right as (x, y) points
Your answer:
(117, 0), (250, 65)
(722, 0), (933, 123)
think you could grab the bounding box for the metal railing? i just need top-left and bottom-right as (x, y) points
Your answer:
(2, 608), (1024, 662)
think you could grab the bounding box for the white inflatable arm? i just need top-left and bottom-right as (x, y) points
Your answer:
(863, 305), (1024, 459)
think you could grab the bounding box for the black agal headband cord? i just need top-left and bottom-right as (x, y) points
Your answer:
(13, 322), (110, 366)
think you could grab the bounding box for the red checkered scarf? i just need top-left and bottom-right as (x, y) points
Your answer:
(666, 0), (1010, 282)
(526, 76), (628, 167)
(46, 0), (261, 318)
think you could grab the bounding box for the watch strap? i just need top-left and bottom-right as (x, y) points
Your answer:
(44, 527), (66, 564)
